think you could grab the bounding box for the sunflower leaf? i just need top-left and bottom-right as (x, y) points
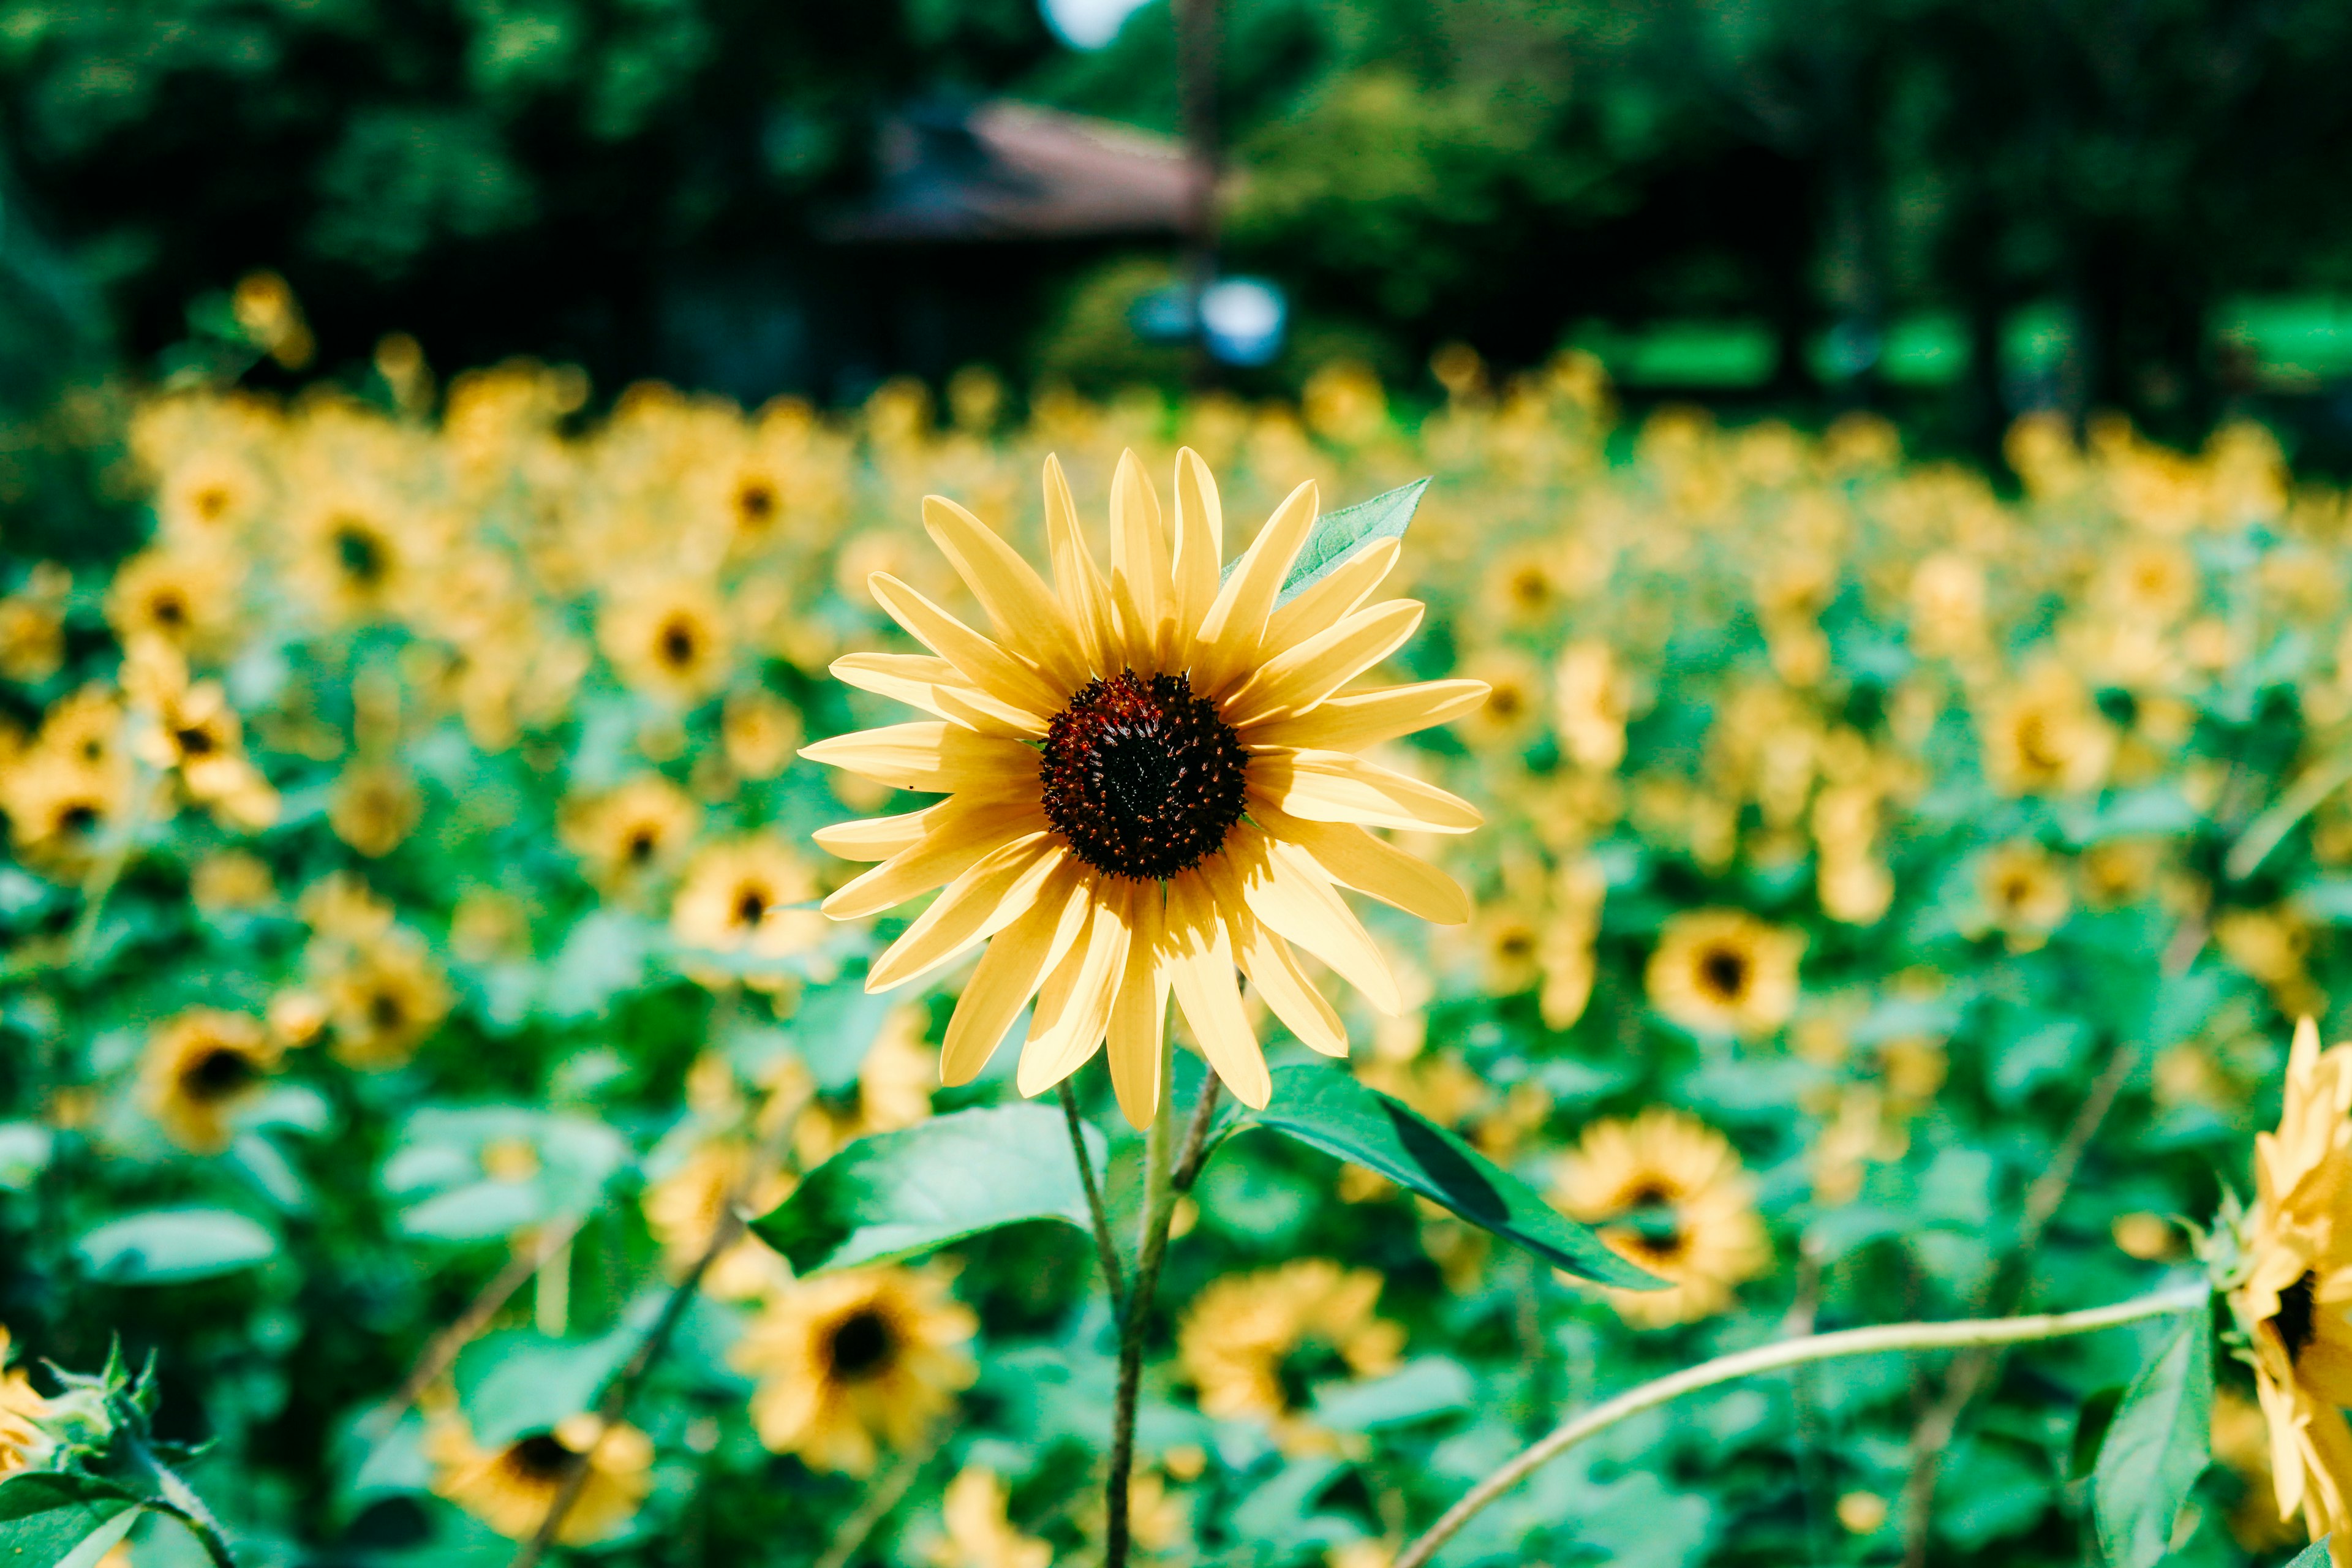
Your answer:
(1272, 478), (1430, 606)
(1234, 1063), (1661, 1288)
(72, 1207), (279, 1284)
(751, 1104), (1106, 1275)
(0, 1472), (141, 1567)
(2092, 1310), (2212, 1568)
(2281, 1540), (2334, 1567)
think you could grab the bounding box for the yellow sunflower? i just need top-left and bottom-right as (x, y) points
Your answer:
(802, 450), (1485, 1126)
(329, 763), (422, 858)
(1175, 1258), (1404, 1454)
(320, 930), (453, 1069)
(424, 1412), (654, 1545)
(0, 1326), (51, 1474)
(106, 547), (238, 658)
(139, 1008), (281, 1153)
(670, 835), (830, 980)
(1550, 1107), (1770, 1327)
(732, 1264), (978, 1476)
(2225, 1017), (2352, 1543)
(639, 1138), (793, 1302)
(560, 775), (701, 891)
(1977, 841), (2071, 950)
(598, 579), (733, 704)
(924, 1465), (1052, 1568)
(1644, 908), (1803, 1038)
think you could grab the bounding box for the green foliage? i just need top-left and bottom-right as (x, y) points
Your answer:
(1272, 476), (1427, 601)
(2094, 1314), (2214, 1568)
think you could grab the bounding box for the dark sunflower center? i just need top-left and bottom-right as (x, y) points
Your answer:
(625, 828), (657, 864)
(1700, 948), (1749, 1000)
(734, 886), (770, 926)
(369, 990), (406, 1031)
(2278, 1270), (2320, 1362)
(183, 1047), (258, 1101)
(737, 482), (776, 524)
(827, 1308), (896, 1379)
(508, 1434), (573, 1482)
(177, 725), (216, 756)
(153, 592), (187, 627)
(58, 802), (99, 835)
(1275, 1338), (1352, 1412)
(334, 522), (386, 586)
(1039, 671), (1248, 881)
(658, 618), (699, 669)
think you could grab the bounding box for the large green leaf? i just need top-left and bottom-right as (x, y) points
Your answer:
(0, 1472), (141, 1567)
(1238, 1064), (1659, 1288)
(1269, 478), (1430, 605)
(2280, 1540), (2334, 1568)
(752, 1104), (1106, 1275)
(74, 1207), (278, 1284)
(2094, 1312), (2213, 1568)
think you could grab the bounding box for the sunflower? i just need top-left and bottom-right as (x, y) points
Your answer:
(123, 644), (277, 830)
(1977, 841), (2071, 950)
(924, 1465), (1052, 1568)
(191, 850), (277, 913)
(288, 484), (420, 624)
(140, 1008), (281, 1153)
(1453, 647), (1543, 753)
(424, 1412), (654, 1545)
(0, 590), (63, 684)
(0, 1326), (50, 1474)
(1176, 1258), (1404, 1454)
(670, 836), (830, 976)
(2224, 1017), (2352, 1542)
(320, 930), (453, 1069)
(802, 450), (1484, 1126)
(722, 689), (804, 780)
(639, 1138), (793, 1301)
(1553, 640), (1630, 771)
(1644, 908), (1803, 1039)
(1980, 664), (2113, 796)
(731, 1264), (978, 1476)
(561, 775), (701, 891)
(1550, 1107), (1769, 1327)
(106, 548), (238, 657)
(0, 744), (130, 873)
(329, 763), (422, 858)
(599, 579), (733, 704)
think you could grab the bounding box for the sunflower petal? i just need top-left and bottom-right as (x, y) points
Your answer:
(869, 574), (1066, 719)
(1231, 828), (1403, 1014)
(1204, 858), (1347, 1057)
(1264, 536), (1400, 650)
(939, 864), (1088, 1085)
(1223, 599), (1424, 728)
(1170, 447), (1223, 660)
(1044, 454), (1118, 673)
(1257, 805), (1471, 924)
(1018, 883), (1131, 1095)
(1248, 678), (1491, 752)
(1109, 449), (1169, 665)
(801, 722), (1035, 793)
(1165, 872), (1270, 1109)
(812, 807), (935, 862)
(1193, 479), (1317, 695)
(820, 802), (1041, 919)
(921, 495), (1089, 689)
(1107, 885), (1169, 1129)
(1252, 747), (1482, 834)
(865, 835), (1061, 991)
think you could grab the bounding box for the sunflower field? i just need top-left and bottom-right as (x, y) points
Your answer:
(1, 349), (2348, 1568)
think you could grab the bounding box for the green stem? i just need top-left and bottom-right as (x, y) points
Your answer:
(1392, 1283), (2211, 1568)
(130, 1442), (238, 1568)
(1057, 1080), (1125, 1310)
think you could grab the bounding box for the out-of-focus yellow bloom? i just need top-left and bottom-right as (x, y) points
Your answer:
(640, 1139), (793, 1302)
(0, 1326), (53, 1474)
(1980, 665), (2113, 796)
(923, 1465), (1051, 1568)
(425, 1412), (652, 1545)
(1551, 1107), (1768, 1327)
(600, 579), (733, 704)
(561, 775), (701, 891)
(140, 1008), (281, 1153)
(1644, 908), (1802, 1038)
(1977, 841), (2072, 951)
(1177, 1259), (1403, 1453)
(319, 930), (453, 1069)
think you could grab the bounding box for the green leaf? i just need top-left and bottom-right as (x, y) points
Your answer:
(2094, 1313), (2213, 1568)
(2280, 1540), (2334, 1568)
(0, 1472), (141, 1566)
(1270, 478), (1429, 606)
(1237, 1063), (1659, 1288)
(752, 1104), (1104, 1275)
(456, 1320), (639, 1446)
(2069, 1385), (2126, 1480)
(74, 1207), (278, 1284)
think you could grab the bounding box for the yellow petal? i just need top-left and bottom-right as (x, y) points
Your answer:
(1109, 448), (1169, 665)
(801, 722), (1035, 793)
(921, 495), (1090, 690)
(939, 864), (1088, 1086)
(1204, 858), (1346, 1057)
(828, 652), (1044, 737)
(1165, 873), (1270, 1109)
(1107, 884), (1169, 1129)
(812, 808), (935, 862)
(1252, 747), (1482, 834)
(1169, 448), (1223, 661)
(1043, 454), (1118, 674)
(1017, 882), (1132, 1095)
(1192, 479), (1317, 695)
(1223, 599), (1423, 728)
(821, 802), (1041, 919)
(1248, 678), (1490, 752)
(865, 835), (1061, 991)
(1230, 829), (1402, 1014)
(1257, 806), (1471, 924)
(1264, 536), (1400, 650)
(869, 574), (1066, 719)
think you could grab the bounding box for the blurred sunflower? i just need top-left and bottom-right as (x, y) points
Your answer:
(561, 775), (701, 891)
(320, 930), (453, 1069)
(190, 849), (276, 913)
(924, 1465), (1050, 1568)
(1644, 908), (1803, 1038)
(2224, 1017), (2352, 1542)
(106, 548), (238, 657)
(0, 1326), (50, 1473)
(803, 450), (1484, 1126)
(425, 1412), (654, 1545)
(329, 763), (422, 858)
(1551, 1108), (1768, 1327)
(722, 689), (804, 780)
(733, 1264), (978, 1476)
(1176, 1258), (1403, 1453)
(1977, 841), (2073, 951)
(640, 1138), (793, 1301)
(600, 579), (733, 704)
(140, 1008), (281, 1153)
(671, 835), (829, 979)
(0, 576), (64, 683)
(1980, 665), (2113, 796)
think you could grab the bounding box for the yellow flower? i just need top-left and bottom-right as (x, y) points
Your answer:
(732, 1264), (978, 1476)
(106, 548), (238, 658)
(1550, 1107), (1769, 1327)
(0, 1326), (51, 1474)
(1453, 647), (1542, 753)
(1176, 1259), (1404, 1453)
(1980, 665), (2113, 796)
(123, 643), (277, 829)
(0, 592), (64, 684)
(924, 1465), (1051, 1568)
(2214, 1387), (2308, 1553)
(140, 1008), (281, 1153)
(560, 775), (701, 891)
(330, 764), (422, 858)
(639, 1139), (793, 1302)
(425, 1412), (653, 1545)
(599, 579), (733, 704)
(802, 451), (1483, 1126)
(2226, 1017), (2352, 1543)
(320, 930), (453, 1069)
(670, 836), (829, 973)
(1644, 908), (1803, 1038)
(191, 850), (277, 913)
(722, 690), (804, 779)
(0, 743), (130, 873)
(1552, 640), (1630, 771)
(1978, 842), (2072, 950)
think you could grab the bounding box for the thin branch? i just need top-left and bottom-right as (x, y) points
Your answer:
(812, 1435), (939, 1568)
(1057, 1080), (1125, 1309)
(1393, 1284), (2209, 1568)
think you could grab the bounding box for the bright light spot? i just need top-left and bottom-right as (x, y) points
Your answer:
(1041, 0), (1151, 50)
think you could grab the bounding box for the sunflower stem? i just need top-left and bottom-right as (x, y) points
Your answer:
(1392, 1281), (2211, 1568)
(1058, 1080), (1126, 1310)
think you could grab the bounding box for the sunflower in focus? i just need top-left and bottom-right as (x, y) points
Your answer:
(1177, 1259), (1404, 1454)
(425, 1412), (654, 1545)
(802, 451), (1485, 1126)
(140, 1008), (281, 1153)
(1551, 1108), (1768, 1327)
(1644, 908), (1803, 1038)
(2223, 1017), (2352, 1542)
(732, 1264), (978, 1476)
(0, 1326), (50, 1474)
